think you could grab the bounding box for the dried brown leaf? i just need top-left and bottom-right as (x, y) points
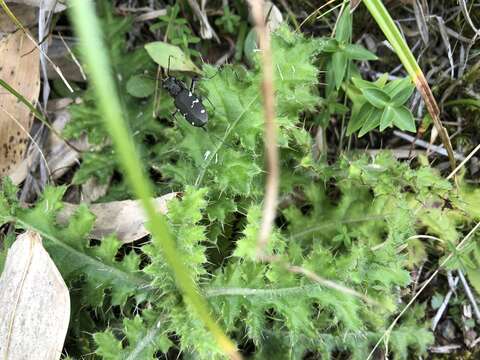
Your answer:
(57, 193), (178, 243)
(0, 4), (36, 32)
(5, 0), (66, 12)
(0, 29), (40, 178)
(45, 109), (88, 179)
(81, 177), (110, 204)
(0, 231), (70, 360)
(9, 108), (89, 185)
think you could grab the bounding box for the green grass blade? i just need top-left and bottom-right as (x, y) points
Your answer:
(0, 0), (73, 92)
(68, 1), (239, 357)
(0, 79), (78, 150)
(0, 79), (45, 122)
(362, 0), (456, 170)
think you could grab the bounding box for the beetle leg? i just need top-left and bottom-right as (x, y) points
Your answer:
(203, 95), (216, 112)
(190, 76), (199, 92)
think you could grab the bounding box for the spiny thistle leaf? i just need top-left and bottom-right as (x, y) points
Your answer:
(0, 181), (149, 307)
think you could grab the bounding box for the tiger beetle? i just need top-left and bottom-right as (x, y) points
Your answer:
(162, 56), (209, 128)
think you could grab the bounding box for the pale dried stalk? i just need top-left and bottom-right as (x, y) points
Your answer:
(186, 0), (219, 41)
(458, 0), (480, 37)
(257, 255), (377, 305)
(287, 265), (378, 305)
(0, 0), (73, 92)
(367, 221), (480, 360)
(58, 32), (87, 81)
(247, 0), (279, 259)
(458, 270), (480, 324)
(447, 143), (480, 180)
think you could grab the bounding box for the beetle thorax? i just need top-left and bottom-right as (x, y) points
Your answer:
(162, 77), (183, 96)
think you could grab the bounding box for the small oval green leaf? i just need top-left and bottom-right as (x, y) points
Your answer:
(126, 75), (155, 98)
(344, 44), (378, 60)
(392, 106), (416, 132)
(244, 28), (258, 65)
(374, 73), (389, 88)
(323, 39), (339, 53)
(358, 107), (383, 137)
(335, 5), (352, 43)
(145, 41), (201, 74)
(347, 102), (373, 135)
(361, 87), (391, 108)
(379, 106), (395, 131)
(351, 76), (378, 90)
(332, 51), (348, 89)
(384, 77), (415, 106)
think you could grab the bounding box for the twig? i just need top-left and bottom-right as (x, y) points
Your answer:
(58, 32), (87, 81)
(471, 337), (480, 347)
(38, 4), (52, 110)
(447, 143), (480, 180)
(247, 0), (279, 259)
(431, 273), (458, 331)
(367, 222), (480, 360)
(297, 0), (338, 31)
(186, 0), (219, 42)
(134, 9), (167, 22)
(393, 130), (465, 160)
(429, 344), (462, 353)
(458, 270), (480, 324)
(458, 0), (480, 37)
(411, 263), (424, 296)
(0, 0), (73, 93)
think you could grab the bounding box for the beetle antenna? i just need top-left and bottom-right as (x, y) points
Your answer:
(153, 65), (162, 117)
(167, 55), (173, 77)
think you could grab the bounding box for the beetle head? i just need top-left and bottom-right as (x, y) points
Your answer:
(162, 77), (182, 96)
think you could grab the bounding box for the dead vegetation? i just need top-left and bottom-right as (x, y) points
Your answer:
(0, 0), (479, 359)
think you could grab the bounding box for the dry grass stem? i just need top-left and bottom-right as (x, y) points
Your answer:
(414, 73), (457, 170)
(0, 1), (73, 93)
(58, 32), (87, 81)
(287, 265), (378, 306)
(247, 0), (279, 259)
(447, 143), (480, 180)
(258, 255), (377, 305)
(458, 270), (480, 324)
(367, 221), (480, 359)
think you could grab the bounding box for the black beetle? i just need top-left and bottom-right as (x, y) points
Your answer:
(163, 76), (208, 127)
(162, 56), (209, 127)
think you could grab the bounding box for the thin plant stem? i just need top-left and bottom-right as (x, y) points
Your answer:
(68, 1), (240, 358)
(246, 0), (280, 259)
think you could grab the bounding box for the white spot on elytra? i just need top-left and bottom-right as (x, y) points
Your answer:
(200, 109), (205, 113)
(188, 91), (192, 97)
(191, 99), (199, 108)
